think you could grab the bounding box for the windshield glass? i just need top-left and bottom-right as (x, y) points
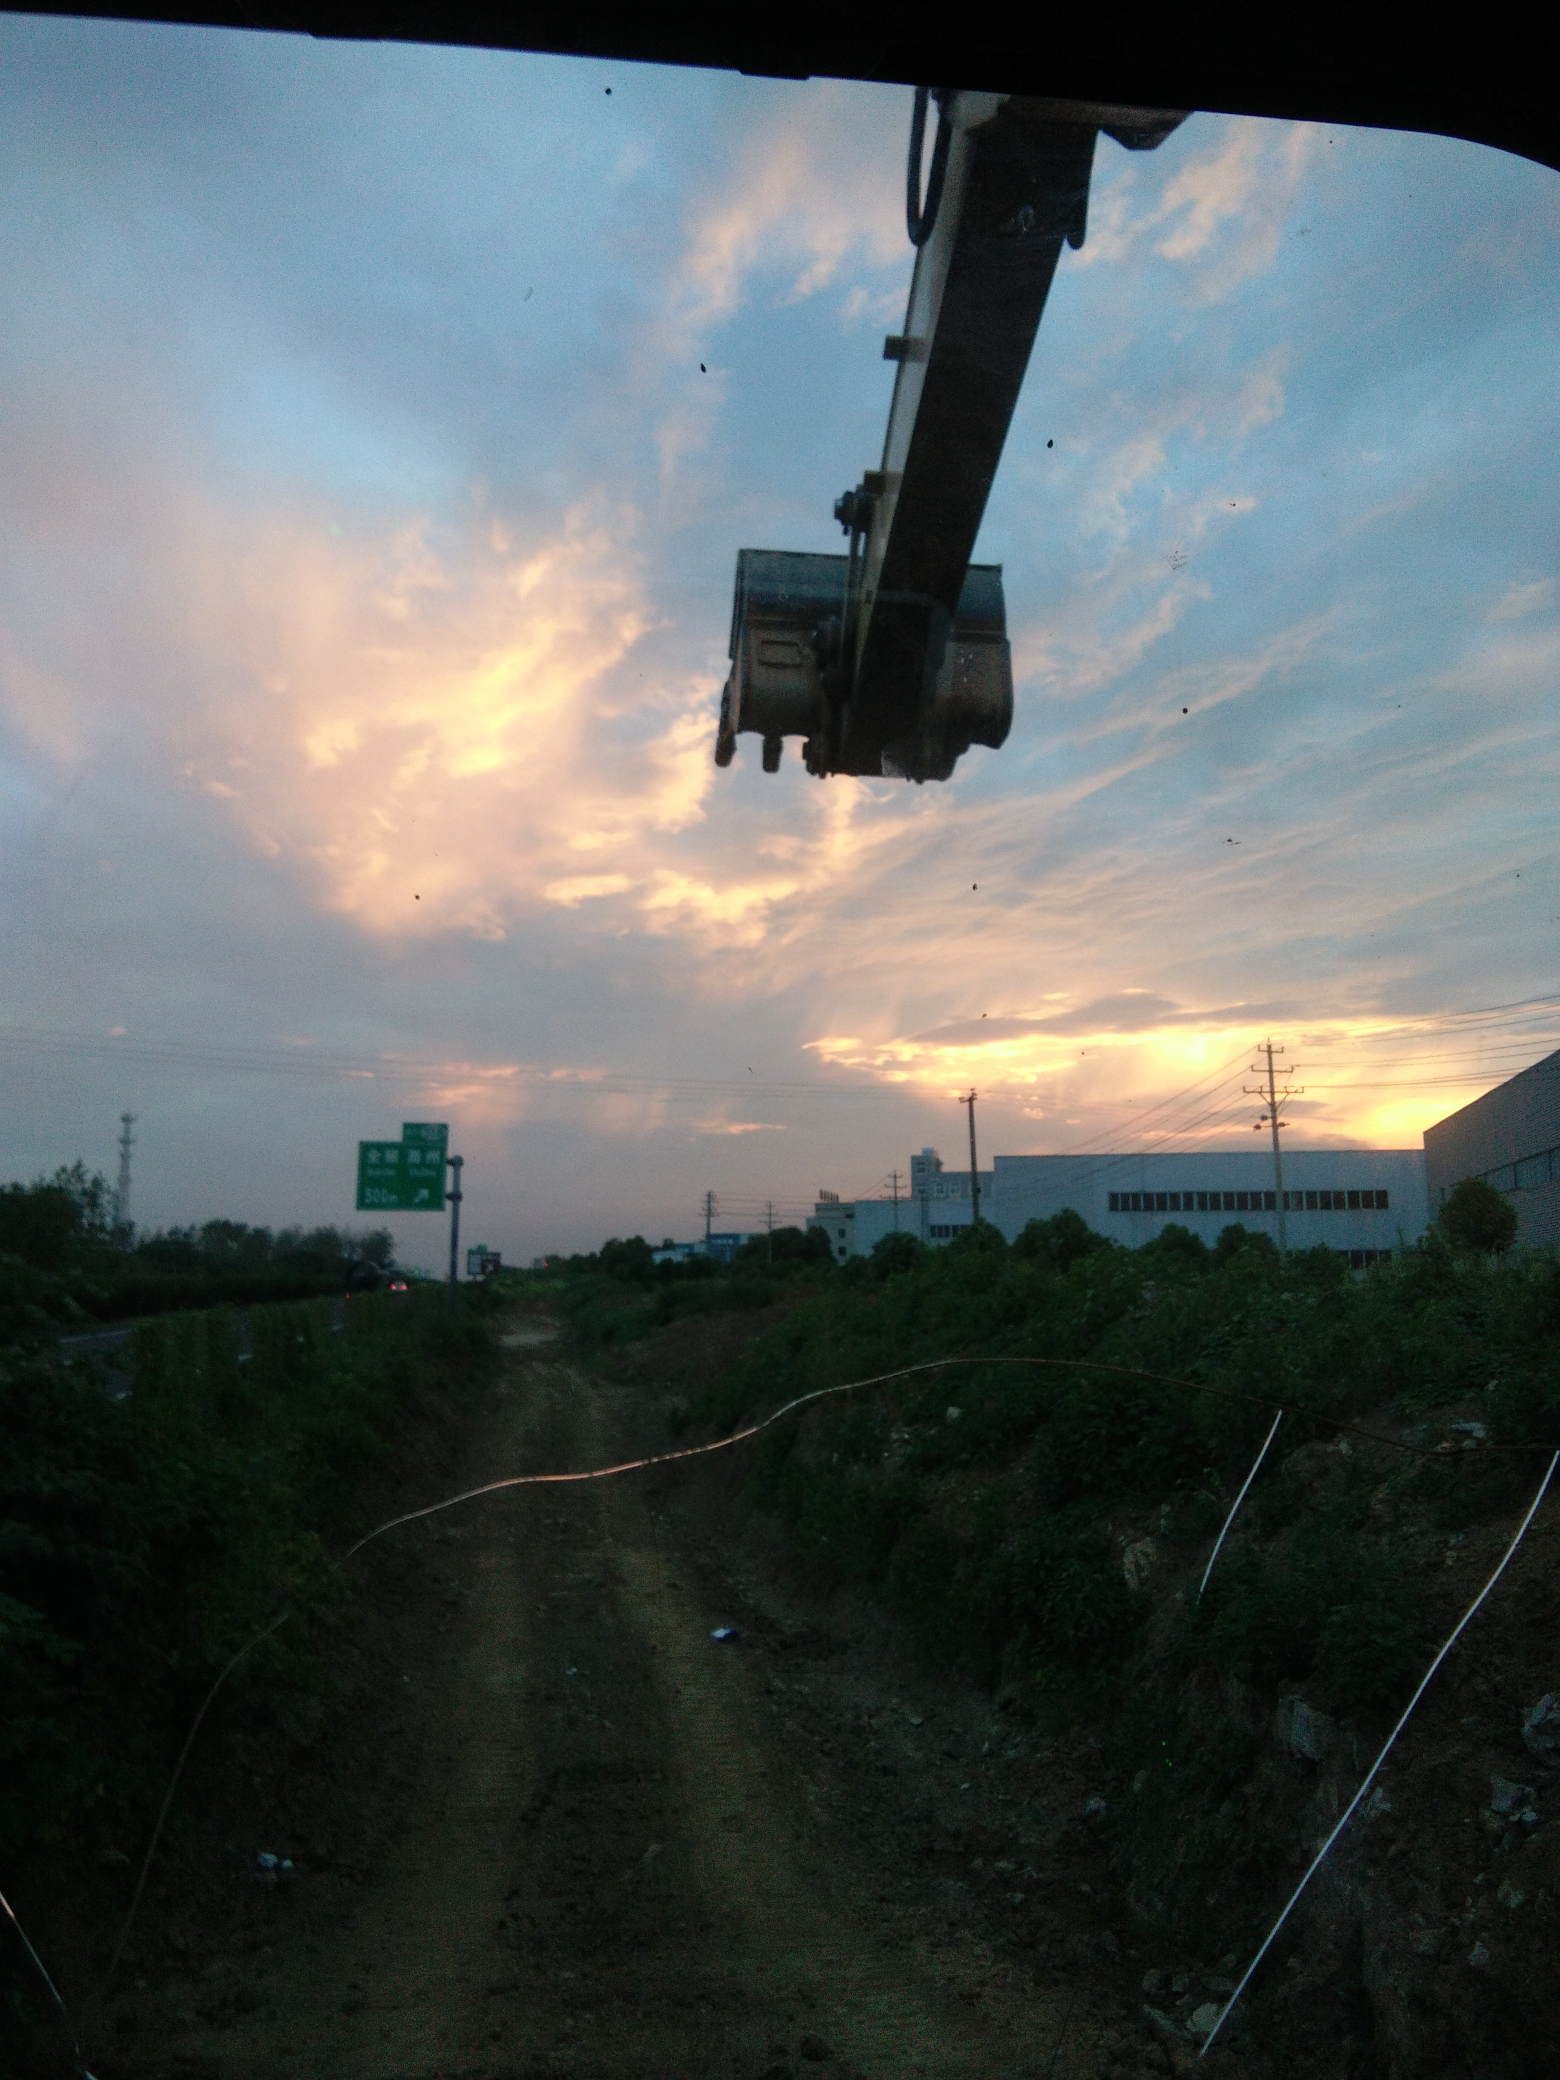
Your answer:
(2, 20), (1557, 2080)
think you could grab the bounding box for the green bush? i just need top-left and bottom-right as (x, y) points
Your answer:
(1437, 1176), (1520, 1255)
(0, 1286), (494, 1867)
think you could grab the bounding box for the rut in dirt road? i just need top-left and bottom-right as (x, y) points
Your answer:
(123, 1328), (1084, 2080)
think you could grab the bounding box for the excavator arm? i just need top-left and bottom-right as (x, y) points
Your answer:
(716, 91), (1186, 783)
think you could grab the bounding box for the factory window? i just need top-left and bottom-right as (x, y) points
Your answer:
(1283, 1188), (1389, 1211)
(929, 1223), (963, 1239)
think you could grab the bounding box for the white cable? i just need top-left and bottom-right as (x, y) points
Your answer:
(1197, 1409), (1283, 1604)
(1199, 1449), (1559, 2059)
(0, 1882), (99, 2077)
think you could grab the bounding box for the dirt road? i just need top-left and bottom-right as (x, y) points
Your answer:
(101, 1322), (1139, 2080)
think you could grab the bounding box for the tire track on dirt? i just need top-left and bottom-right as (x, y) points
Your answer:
(120, 1322), (1081, 2079)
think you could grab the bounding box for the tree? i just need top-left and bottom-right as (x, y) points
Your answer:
(1437, 1177), (1518, 1255)
(1214, 1223), (1278, 1266)
(1012, 1208), (1106, 1272)
(869, 1231), (925, 1279)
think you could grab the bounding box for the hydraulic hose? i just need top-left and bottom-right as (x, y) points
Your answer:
(906, 86), (952, 247)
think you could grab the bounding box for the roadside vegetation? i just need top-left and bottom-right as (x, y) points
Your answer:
(0, 1281), (500, 1930)
(529, 1223), (837, 1347)
(520, 1190), (1559, 1946)
(0, 1163), (398, 1344)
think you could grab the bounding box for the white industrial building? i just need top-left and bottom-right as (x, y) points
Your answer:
(1424, 1046), (1560, 1248)
(811, 1144), (1429, 1268)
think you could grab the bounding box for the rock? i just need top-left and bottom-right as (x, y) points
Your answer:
(1142, 2006), (1186, 2049)
(1187, 2003), (1223, 2042)
(1122, 1537), (1158, 1591)
(1142, 1969), (1169, 1997)
(1274, 1696), (1334, 1762)
(1083, 1795), (1108, 1821)
(1488, 1774), (1538, 1823)
(945, 1406), (962, 1424)
(1467, 1941), (1491, 1969)
(1520, 1693), (1560, 1766)
(1496, 1880), (1525, 1910)
(798, 2033), (831, 2062)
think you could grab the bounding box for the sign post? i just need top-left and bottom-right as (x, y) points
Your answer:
(446, 1154), (464, 1315)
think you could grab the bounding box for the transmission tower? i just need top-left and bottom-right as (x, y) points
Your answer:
(114, 1112), (136, 1235)
(888, 1169), (903, 1231)
(1245, 1043), (1303, 1252)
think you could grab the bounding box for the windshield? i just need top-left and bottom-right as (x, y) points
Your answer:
(2, 19), (1557, 2080)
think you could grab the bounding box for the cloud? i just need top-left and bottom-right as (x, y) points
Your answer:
(1075, 119), (1318, 302)
(1487, 577), (1556, 622)
(672, 82), (905, 333)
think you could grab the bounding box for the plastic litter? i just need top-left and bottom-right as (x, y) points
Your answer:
(710, 1626), (738, 1642)
(944, 1405), (962, 1424)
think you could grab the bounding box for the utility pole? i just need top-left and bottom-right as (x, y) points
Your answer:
(888, 1170), (903, 1231)
(962, 1090), (980, 1228)
(704, 1189), (716, 1251)
(1245, 1042), (1302, 1253)
(446, 1152), (464, 1314)
(114, 1112), (136, 1236)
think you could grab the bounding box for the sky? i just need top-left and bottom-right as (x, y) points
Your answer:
(1, 18), (1557, 1265)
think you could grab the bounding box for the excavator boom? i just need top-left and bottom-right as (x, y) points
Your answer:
(716, 92), (1186, 783)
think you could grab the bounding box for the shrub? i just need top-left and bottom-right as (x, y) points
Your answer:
(1437, 1177), (1519, 1255)
(1011, 1207), (1106, 1271)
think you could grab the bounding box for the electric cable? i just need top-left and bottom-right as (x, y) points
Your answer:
(1198, 1448), (1559, 2060)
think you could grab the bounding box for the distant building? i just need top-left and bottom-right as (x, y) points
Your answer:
(993, 1148), (1425, 1266)
(812, 1190), (854, 1262)
(702, 1232), (754, 1265)
(810, 1144), (1429, 1268)
(1424, 1048), (1560, 1247)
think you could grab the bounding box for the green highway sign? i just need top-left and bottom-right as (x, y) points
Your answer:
(402, 1121), (449, 1151)
(357, 1131), (447, 1212)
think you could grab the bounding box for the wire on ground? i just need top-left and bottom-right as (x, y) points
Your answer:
(1197, 1408), (1283, 1603)
(1198, 1448), (1559, 2059)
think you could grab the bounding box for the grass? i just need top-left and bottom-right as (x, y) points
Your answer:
(0, 1283), (500, 1872)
